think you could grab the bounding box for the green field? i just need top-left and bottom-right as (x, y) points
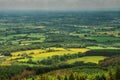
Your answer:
(66, 56), (106, 64)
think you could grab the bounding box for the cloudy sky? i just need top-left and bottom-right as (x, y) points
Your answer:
(0, 0), (120, 11)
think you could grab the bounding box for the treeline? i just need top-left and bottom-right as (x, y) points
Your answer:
(0, 63), (119, 80)
(38, 53), (85, 65)
(0, 62), (97, 80)
(0, 65), (29, 80)
(0, 43), (62, 56)
(27, 66), (120, 80)
(27, 49), (120, 65)
(0, 49), (120, 80)
(45, 33), (81, 43)
(99, 55), (120, 67)
(0, 41), (95, 56)
(85, 49), (120, 56)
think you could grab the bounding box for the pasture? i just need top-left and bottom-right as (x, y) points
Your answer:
(66, 56), (106, 64)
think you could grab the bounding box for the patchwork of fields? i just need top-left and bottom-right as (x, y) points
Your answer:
(2, 47), (117, 65)
(0, 11), (120, 80)
(9, 48), (88, 62)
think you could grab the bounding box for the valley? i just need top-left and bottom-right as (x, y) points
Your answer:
(0, 11), (120, 80)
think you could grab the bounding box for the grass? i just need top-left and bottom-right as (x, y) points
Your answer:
(86, 46), (120, 49)
(28, 33), (45, 38)
(22, 37), (45, 43)
(69, 33), (85, 37)
(66, 56), (106, 64)
(33, 26), (46, 29)
(1, 33), (45, 40)
(7, 34), (27, 39)
(27, 26), (46, 29)
(4, 33), (46, 45)
(68, 48), (89, 53)
(113, 43), (120, 47)
(10, 48), (88, 62)
(97, 31), (120, 37)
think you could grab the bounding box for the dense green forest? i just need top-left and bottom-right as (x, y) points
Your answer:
(0, 11), (120, 80)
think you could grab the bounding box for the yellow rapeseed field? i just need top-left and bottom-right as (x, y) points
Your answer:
(10, 47), (89, 62)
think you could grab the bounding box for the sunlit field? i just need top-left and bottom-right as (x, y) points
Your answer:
(66, 56), (106, 64)
(8, 48), (89, 62)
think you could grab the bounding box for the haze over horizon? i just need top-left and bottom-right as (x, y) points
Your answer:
(0, 0), (120, 11)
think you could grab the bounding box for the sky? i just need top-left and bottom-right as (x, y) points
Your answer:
(0, 0), (120, 11)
